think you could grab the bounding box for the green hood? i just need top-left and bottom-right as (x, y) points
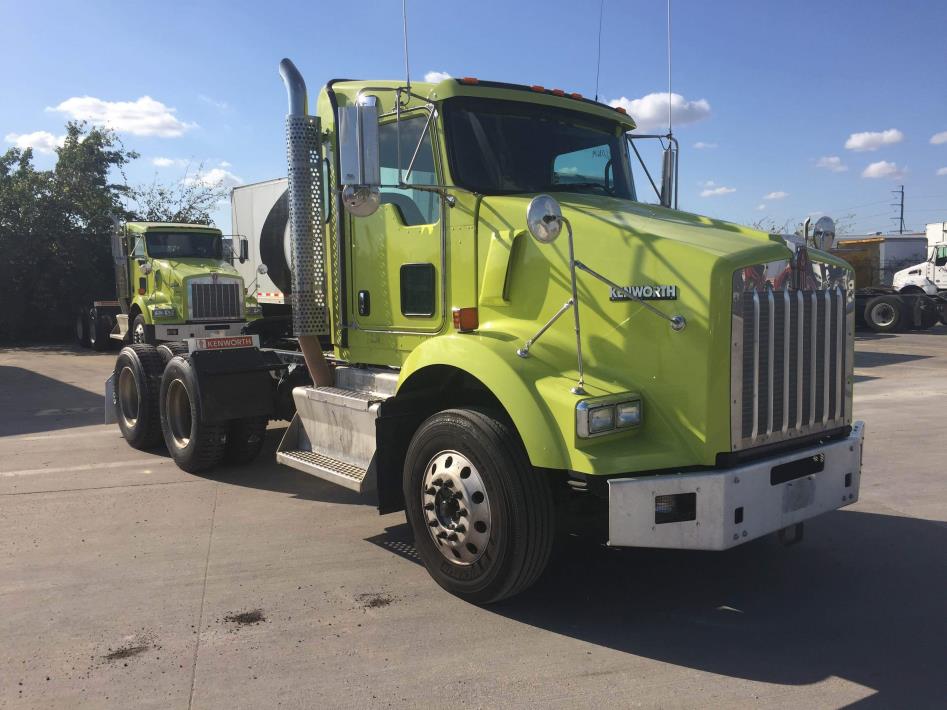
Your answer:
(473, 193), (796, 471)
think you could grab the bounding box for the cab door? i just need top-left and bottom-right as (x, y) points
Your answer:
(933, 246), (947, 289)
(350, 114), (443, 334)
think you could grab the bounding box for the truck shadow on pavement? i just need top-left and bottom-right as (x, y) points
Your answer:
(372, 511), (944, 708)
(0, 365), (105, 436)
(854, 351), (931, 368)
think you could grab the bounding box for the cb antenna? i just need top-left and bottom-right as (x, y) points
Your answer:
(594, 0), (605, 102)
(402, 0), (411, 93)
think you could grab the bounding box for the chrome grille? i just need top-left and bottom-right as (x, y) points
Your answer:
(731, 270), (851, 451)
(188, 279), (242, 320)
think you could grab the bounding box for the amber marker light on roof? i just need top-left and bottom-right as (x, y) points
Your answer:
(530, 85), (545, 92)
(460, 77), (479, 85)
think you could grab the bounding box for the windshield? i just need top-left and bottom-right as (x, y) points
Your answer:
(145, 231), (222, 260)
(444, 97), (636, 199)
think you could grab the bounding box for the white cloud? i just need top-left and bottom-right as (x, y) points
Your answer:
(4, 130), (65, 154)
(693, 141), (717, 149)
(699, 181), (735, 197)
(815, 155), (848, 172)
(608, 92), (711, 132)
(756, 204), (767, 211)
(219, 160), (231, 168)
(152, 156), (188, 168)
(844, 128), (903, 152)
(183, 165), (242, 190)
(936, 167), (947, 176)
(930, 131), (947, 145)
(424, 71), (452, 83)
(861, 160), (905, 179)
(48, 95), (196, 137)
(763, 191), (789, 200)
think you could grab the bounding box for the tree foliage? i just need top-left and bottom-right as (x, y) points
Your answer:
(127, 165), (226, 225)
(0, 122), (137, 342)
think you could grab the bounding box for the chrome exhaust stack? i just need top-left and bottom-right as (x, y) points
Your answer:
(279, 58), (332, 386)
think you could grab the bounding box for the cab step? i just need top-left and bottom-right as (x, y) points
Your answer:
(276, 447), (369, 492)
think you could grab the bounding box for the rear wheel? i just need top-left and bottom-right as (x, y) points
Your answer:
(865, 296), (903, 333)
(157, 342), (189, 366)
(403, 408), (554, 605)
(223, 417), (268, 465)
(159, 356), (228, 473)
(75, 309), (91, 348)
(89, 307), (112, 351)
(113, 344), (164, 450)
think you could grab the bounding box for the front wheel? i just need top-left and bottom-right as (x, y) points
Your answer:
(131, 314), (154, 345)
(403, 409), (554, 605)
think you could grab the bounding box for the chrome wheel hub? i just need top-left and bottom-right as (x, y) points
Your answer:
(422, 450), (491, 565)
(133, 322), (145, 343)
(117, 366), (139, 428)
(871, 303), (896, 327)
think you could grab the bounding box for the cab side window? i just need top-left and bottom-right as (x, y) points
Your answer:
(378, 117), (440, 227)
(935, 246), (947, 267)
(130, 236), (146, 258)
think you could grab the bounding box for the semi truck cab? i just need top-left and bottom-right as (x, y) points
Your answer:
(108, 61), (866, 605)
(893, 242), (947, 295)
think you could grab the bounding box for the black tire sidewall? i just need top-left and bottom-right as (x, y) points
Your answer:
(113, 346), (161, 449)
(159, 356), (225, 472)
(403, 410), (526, 602)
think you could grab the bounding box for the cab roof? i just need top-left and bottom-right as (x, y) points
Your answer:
(324, 77), (637, 130)
(126, 222), (221, 234)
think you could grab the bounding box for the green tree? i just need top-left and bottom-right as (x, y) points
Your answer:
(0, 122), (137, 342)
(127, 165), (226, 225)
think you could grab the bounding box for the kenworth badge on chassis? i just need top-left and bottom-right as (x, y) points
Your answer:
(106, 59), (864, 604)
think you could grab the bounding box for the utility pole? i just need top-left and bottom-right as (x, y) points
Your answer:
(890, 185), (905, 234)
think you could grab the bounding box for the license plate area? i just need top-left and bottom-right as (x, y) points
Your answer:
(771, 453), (825, 485)
(782, 476), (815, 513)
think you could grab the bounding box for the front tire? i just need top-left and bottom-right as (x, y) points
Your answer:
(159, 356), (228, 473)
(403, 409), (554, 605)
(131, 314), (154, 345)
(113, 344), (164, 450)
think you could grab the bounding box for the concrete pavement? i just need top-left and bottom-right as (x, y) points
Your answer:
(0, 331), (944, 709)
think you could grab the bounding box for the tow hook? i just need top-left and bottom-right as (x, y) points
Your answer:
(777, 522), (804, 546)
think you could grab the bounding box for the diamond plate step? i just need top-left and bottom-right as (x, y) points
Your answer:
(276, 448), (368, 492)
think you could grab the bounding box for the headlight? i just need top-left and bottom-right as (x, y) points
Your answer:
(245, 305), (263, 315)
(576, 394), (642, 438)
(153, 307), (176, 318)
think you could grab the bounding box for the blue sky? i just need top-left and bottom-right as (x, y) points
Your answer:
(3, 0), (946, 233)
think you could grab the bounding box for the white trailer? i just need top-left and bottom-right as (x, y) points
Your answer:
(230, 178), (291, 310)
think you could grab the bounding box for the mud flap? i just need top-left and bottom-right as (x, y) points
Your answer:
(104, 374), (117, 425)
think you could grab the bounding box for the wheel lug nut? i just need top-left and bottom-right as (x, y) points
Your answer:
(433, 479), (443, 487)
(424, 503), (435, 511)
(444, 480), (454, 488)
(425, 487), (436, 495)
(453, 492), (463, 500)
(447, 533), (458, 541)
(458, 508), (468, 517)
(428, 520), (438, 527)
(455, 524), (466, 533)
(437, 531), (448, 539)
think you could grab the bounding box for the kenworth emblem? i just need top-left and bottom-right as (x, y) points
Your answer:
(609, 284), (679, 301)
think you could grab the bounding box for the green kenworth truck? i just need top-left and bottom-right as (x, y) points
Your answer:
(107, 60), (865, 604)
(79, 221), (262, 349)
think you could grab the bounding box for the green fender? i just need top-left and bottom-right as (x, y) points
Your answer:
(398, 332), (575, 470)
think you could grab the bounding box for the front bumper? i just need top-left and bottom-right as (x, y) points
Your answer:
(155, 321), (248, 341)
(608, 421), (864, 550)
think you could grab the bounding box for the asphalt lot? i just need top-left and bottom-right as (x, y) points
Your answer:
(1, 329), (944, 709)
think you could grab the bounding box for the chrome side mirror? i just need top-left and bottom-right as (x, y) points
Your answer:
(526, 195), (564, 243)
(140, 262), (153, 275)
(257, 263), (269, 275)
(339, 95), (381, 217)
(239, 237), (249, 263)
(659, 143), (676, 209)
(812, 216), (836, 251)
